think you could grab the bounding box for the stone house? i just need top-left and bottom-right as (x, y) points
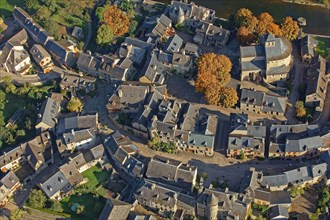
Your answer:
(0, 171), (21, 206)
(300, 35), (318, 65)
(30, 44), (54, 73)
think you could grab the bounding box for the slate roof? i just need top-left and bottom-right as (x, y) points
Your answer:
(0, 171), (20, 203)
(57, 113), (98, 135)
(39, 170), (71, 198)
(36, 93), (62, 128)
(270, 190), (291, 205)
(270, 124), (319, 143)
(285, 135), (323, 152)
(239, 169), (260, 193)
(240, 89), (287, 114)
(184, 42), (200, 55)
(260, 174), (288, 187)
(139, 52), (165, 84)
(98, 199), (132, 220)
(172, 52), (191, 66)
(0, 144), (26, 168)
(301, 35), (317, 57)
(164, 34), (183, 53)
(240, 45), (265, 58)
(261, 34), (292, 62)
(60, 73), (96, 89)
(254, 188), (271, 202)
(30, 44), (51, 64)
(59, 162), (83, 186)
(188, 133), (214, 149)
(269, 205), (289, 219)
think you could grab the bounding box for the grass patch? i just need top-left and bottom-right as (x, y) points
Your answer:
(0, 0), (25, 19)
(59, 193), (105, 220)
(81, 166), (110, 189)
(315, 37), (330, 59)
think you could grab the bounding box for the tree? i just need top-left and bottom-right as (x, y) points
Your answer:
(96, 6), (106, 21)
(318, 184), (330, 212)
(96, 24), (114, 45)
(256, 12), (281, 36)
(238, 150), (245, 160)
(128, 20), (138, 36)
(290, 185), (304, 198)
(3, 76), (13, 87)
(66, 97), (83, 112)
(205, 83), (221, 105)
(25, 0), (40, 11)
(235, 8), (254, 27)
(28, 189), (47, 208)
(295, 101), (306, 118)
(44, 19), (61, 40)
(5, 84), (16, 94)
(35, 6), (52, 21)
(195, 53), (232, 92)
(51, 202), (63, 212)
(101, 5), (130, 37)
(281, 17), (300, 41)
(25, 117), (32, 130)
(76, 205), (85, 215)
(120, 0), (134, 11)
(16, 129), (26, 137)
(10, 208), (23, 220)
(219, 87), (238, 108)
(237, 26), (255, 44)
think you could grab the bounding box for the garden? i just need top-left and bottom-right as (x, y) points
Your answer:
(315, 36), (330, 59)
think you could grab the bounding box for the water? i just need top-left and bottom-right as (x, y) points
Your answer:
(158, 0), (330, 35)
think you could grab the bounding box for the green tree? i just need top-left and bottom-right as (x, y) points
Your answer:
(290, 185), (304, 198)
(28, 189), (47, 208)
(16, 129), (26, 137)
(128, 20), (138, 36)
(10, 208), (23, 220)
(44, 19), (61, 40)
(96, 6), (106, 21)
(5, 84), (16, 94)
(25, 0), (40, 11)
(238, 150), (245, 160)
(120, 0), (134, 11)
(318, 184), (330, 212)
(25, 117), (32, 130)
(96, 24), (114, 45)
(66, 97), (83, 112)
(76, 205), (85, 215)
(3, 76), (13, 87)
(51, 202), (63, 212)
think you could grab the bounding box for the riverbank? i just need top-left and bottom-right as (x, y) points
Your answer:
(282, 0), (329, 9)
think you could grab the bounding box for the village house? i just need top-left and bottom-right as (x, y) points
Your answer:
(0, 144), (26, 172)
(77, 53), (135, 82)
(269, 124), (323, 159)
(107, 84), (149, 113)
(0, 29), (31, 75)
(13, 7), (77, 67)
(144, 14), (174, 42)
(146, 155), (197, 192)
(59, 72), (96, 93)
(139, 51), (166, 84)
(240, 89), (287, 116)
(35, 93), (62, 131)
(240, 34), (292, 84)
(227, 113), (266, 159)
(56, 113), (99, 136)
(305, 55), (328, 114)
(0, 171), (21, 206)
(98, 199), (133, 220)
(196, 187), (251, 220)
(39, 169), (72, 201)
(253, 188), (291, 208)
(104, 131), (146, 178)
(269, 205), (290, 220)
(300, 35), (318, 65)
(260, 163), (327, 191)
(30, 44), (54, 73)
(58, 162), (84, 187)
(56, 128), (97, 157)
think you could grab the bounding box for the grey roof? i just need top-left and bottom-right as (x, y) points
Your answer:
(39, 170), (71, 198)
(60, 73), (96, 89)
(140, 52), (165, 84)
(260, 174), (288, 187)
(301, 35), (317, 57)
(57, 113), (98, 135)
(188, 133), (215, 149)
(98, 199), (132, 220)
(6, 29), (28, 45)
(320, 150), (330, 164)
(239, 169), (259, 193)
(184, 42), (200, 55)
(228, 136), (264, 153)
(0, 41), (31, 73)
(240, 89), (287, 114)
(76, 52), (101, 73)
(285, 135), (323, 152)
(164, 34), (183, 53)
(269, 205), (289, 219)
(0, 145), (26, 168)
(172, 52), (191, 66)
(36, 94), (62, 128)
(30, 44), (51, 64)
(270, 191), (291, 205)
(71, 26), (84, 40)
(254, 188), (271, 202)
(240, 45), (265, 58)
(241, 60), (266, 72)
(0, 170), (20, 189)
(62, 128), (95, 146)
(261, 34), (292, 62)
(108, 85), (148, 110)
(270, 124), (319, 143)
(89, 144), (105, 160)
(146, 155), (196, 190)
(306, 55), (327, 102)
(59, 162), (83, 186)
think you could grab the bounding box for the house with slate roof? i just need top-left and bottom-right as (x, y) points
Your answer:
(305, 55), (328, 114)
(269, 205), (289, 220)
(146, 155), (197, 192)
(30, 44), (54, 73)
(196, 186), (251, 220)
(227, 113), (266, 159)
(35, 93), (62, 131)
(301, 35), (318, 65)
(107, 84), (149, 113)
(139, 50), (166, 84)
(0, 29), (32, 75)
(98, 199), (132, 220)
(56, 113), (98, 135)
(59, 72), (96, 93)
(144, 14), (174, 42)
(240, 33), (292, 84)
(0, 171), (21, 206)
(240, 89), (287, 116)
(104, 131), (146, 178)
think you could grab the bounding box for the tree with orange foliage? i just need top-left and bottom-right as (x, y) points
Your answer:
(281, 17), (300, 41)
(237, 26), (256, 45)
(195, 53), (232, 92)
(100, 5), (130, 37)
(219, 87), (238, 108)
(235, 8), (254, 27)
(204, 83), (221, 105)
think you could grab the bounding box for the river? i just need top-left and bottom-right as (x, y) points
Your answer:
(158, 0), (330, 35)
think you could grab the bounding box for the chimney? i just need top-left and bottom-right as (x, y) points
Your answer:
(118, 89), (123, 98)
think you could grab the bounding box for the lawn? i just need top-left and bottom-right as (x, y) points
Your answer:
(315, 37), (330, 59)
(59, 193), (105, 220)
(80, 165), (111, 192)
(0, 0), (25, 18)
